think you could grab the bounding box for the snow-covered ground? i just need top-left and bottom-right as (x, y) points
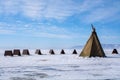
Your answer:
(0, 49), (120, 80)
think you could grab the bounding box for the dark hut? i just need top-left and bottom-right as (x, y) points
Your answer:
(22, 49), (30, 55)
(35, 49), (42, 55)
(60, 49), (65, 54)
(79, 24), (106, 57)
(72, 49), (77, 54)
(4, 50), (13, 56)
(13, 49), (21, 56)
(112, 49), (118, 54)
(49, 49), (55, 55)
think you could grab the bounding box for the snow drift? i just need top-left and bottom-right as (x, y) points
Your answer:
(0, 49), (120, 80)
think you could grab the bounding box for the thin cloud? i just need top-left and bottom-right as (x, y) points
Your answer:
(0, 0), (120, 39)
(0, 29), (15, 34)
(0, 22), (74, 38)
(83, 7), (120, 23)
(81, 1), (120, 23)
(78, 0), (104, 12)
(33, 32), (70, 38)
(0, 0), (120, 23)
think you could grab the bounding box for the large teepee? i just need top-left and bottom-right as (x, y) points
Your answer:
(79, 25), (106, 57)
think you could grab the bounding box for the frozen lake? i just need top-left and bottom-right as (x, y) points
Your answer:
(0, 49), (120, 80)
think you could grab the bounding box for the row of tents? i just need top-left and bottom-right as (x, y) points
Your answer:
(4, 49), (78, 56)
(4, 48), (118, 57)
(3, 25), (119, 57)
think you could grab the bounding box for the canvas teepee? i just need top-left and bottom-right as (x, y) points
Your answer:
(49, 49), (55, 55)
(35, 49), (42, 55)
(112, 49), (118, 54)
(22, 49), (30, 55)
(13, 49), (21, 56)
(60, 49), (65, 54)
(79, 24), (106, 57)
(72, 49), (77, 54)
(4, 50), (13, 56)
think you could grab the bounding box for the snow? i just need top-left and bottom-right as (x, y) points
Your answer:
(0, 49), (120, 80)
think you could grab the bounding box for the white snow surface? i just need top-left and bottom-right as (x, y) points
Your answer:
(0, 49), (120, 80)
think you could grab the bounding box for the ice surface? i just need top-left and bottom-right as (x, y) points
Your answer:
(0, 49), (120, 80)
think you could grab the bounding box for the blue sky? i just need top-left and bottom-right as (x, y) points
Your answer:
(0, 0), (120, 49)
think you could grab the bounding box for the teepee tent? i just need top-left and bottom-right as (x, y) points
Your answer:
(112, 49), (118, 54)
(72, 49), (77, 54)
(79, 25), (106, 57)
(4, 50), (13, 56)
(22, 49), (30, 55)
(35, 49), (42, 55)
(49, 49), (55, 55)
(60, 49), (65, 54)
(13, 49), (21, 56)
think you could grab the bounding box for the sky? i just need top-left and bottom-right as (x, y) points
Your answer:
(0, 0), (120, 49)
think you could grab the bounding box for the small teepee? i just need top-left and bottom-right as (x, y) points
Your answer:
(22, 49), (30, 55)
(112, 49), (118, 54)
(13, 49), (21, 56)
(49, 49), (55, 55)
(4, 50), (13, 56)
(72, 49), (77, 54)
(79, 24), (106, 57)
(60, 49), (65, 54)
(35, 49), (42, 55)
